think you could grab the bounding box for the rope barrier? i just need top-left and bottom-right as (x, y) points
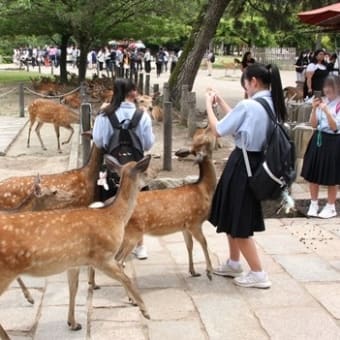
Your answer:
(23, 86), (80, 99)
(0, 87), (17, 98)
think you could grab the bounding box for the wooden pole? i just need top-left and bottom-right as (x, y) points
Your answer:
(80, 81), (91, 165)
(153, 83), (159, 95)
(19, 83), (25, 118)
(138, 72), (144, 94)
(163, 82), (170, 102)
(145, 74), (150, 95)
(163, 101), (172, 171)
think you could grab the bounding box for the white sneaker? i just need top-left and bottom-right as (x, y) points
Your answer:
(318, 204), (337, 219)
(213, 261), (243, 277)
(234, 271), (272, 289)
(132, 245), (148, 260)
(307, 202), (319, 217)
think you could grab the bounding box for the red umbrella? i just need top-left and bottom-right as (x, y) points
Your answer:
(298, 3), (340, 30)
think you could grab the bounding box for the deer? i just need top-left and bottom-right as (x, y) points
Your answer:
(88, 129), (216, 291)
(0, 142), (103, 210)
(0, 155), (151, 340)
(0, 174), (74, 306)
(27, 98), (80, 153)
(283, 86), (304, 103)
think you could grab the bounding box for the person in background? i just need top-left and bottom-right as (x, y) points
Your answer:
(301, 75), (340, 218)
(156, 48), (165, 77)
(170, 50), (178, 73)
(205, 63), (287, 289)
(304, 49), (330, 98)
(144, 48), (151, 73)
(295, 51), (308, 82)
(241, 51), (255, 72)
(206, 50), (215, 76)
(93, 78), (155, 259)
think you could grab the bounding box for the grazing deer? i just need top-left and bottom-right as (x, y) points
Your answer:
(27, 99), (80, 153)
(0, 155), (151, 340)
(0, 174), (73, 305)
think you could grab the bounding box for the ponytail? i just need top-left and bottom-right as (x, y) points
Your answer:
(103, 78), (137, 116)
(243, 63), (287, 122)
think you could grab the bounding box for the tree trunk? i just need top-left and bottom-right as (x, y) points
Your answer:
(169, 0), (231, 106)
(59, 34), (71, 84)
(78, 38), (91, 82)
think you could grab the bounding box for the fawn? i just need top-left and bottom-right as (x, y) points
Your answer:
(0, 155), (151, 340)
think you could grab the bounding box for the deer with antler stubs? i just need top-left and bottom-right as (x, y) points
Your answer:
(0, 155), (151, 340)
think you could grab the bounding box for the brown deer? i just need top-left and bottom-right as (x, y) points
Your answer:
(27, 99), (80, 153)
(0, 143), (103, 210)
(0, 155), (151, 340)
(0, 174), (73, 305)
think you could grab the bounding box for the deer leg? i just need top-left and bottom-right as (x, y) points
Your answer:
(17, 277), (34, 304)
(67, 268), (82, 331)
(35, 122), (47, 150)
(0, 324), (10, 340)
(61, 125), (74, 145)
(189, 226), (213, 281)
(53, 125), (62, 153)
(0, 277), (15, 340)
(88, 267), (100, 290)
(96, 260), (150, 319)
(182, 230), (200, 277)
(115, 233), (142, 264)
(27, 119), (36, 148)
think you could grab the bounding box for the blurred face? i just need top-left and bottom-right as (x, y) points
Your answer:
(243, 77), (257, 97)
(127, 88), (138, 100)
(316, 51), (325, 63)
(323, 84), (337, 100)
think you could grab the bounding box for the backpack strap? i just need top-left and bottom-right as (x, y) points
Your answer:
(108, 111), (121, 130)
(253, 97), (277, 125)
(129, 109), (144, 128)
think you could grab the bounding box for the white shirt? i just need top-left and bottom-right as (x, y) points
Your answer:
(93, 102), (155, 151)
(317, 97), (340, 134)
(216, 90), (273, 151)
(306, 63), (327, 73)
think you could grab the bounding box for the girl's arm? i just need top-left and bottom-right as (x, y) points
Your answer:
(305, 71), (314, 95)
(319, 101), (338, 132)
(310, 98), (320, 128)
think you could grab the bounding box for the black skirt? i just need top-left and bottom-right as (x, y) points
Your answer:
(209, 148), (265, 238)
(301, 131), (340, 185)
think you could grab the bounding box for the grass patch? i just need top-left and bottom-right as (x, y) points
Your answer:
(0, 70), (43, 84)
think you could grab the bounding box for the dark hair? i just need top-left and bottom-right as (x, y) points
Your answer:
(311, 49), (325, 64)
(103, 78), (136, 116)
(241, 51), (251, 65)
(243, 63), (287, 122)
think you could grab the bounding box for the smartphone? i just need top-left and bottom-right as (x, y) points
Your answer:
(314, 91), (322, 99)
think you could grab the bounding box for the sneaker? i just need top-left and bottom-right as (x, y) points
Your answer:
(307, 202), (319, 217)
(213, 261), (243, 277)
(233, 271), (272, 289)
(318, 204), (337, 219)
(132, 245), (148, 260)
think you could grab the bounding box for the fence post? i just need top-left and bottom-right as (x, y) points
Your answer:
(19, 83), (25, 118)
(153, 84), (159, 95)
(51, 62), (54, 76)
(163, 101), (172, 171)
(138, 72), (144, 94)
(81, 103), (92, 165)
(145, 74), (150, 95)
(187, 92), (197, 138)
(180, 85), (189, 126)
(163, 82), (170, 102)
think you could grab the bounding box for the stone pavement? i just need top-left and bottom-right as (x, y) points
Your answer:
(0, 68), (340, 339)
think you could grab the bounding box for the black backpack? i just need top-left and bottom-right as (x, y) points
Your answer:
(243, 98), (296, 201)
(107, 109), (144, 164)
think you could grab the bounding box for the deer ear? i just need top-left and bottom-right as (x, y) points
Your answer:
(104, 155), (122, 174)
(134, 155), (151, 173)
(175, 148), (191, 158)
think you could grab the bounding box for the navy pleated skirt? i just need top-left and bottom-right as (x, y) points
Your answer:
(301, 131), (340, 185)
(209, 148), (265, 238)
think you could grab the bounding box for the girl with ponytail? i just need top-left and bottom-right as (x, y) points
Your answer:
(205, 63), (286, 289)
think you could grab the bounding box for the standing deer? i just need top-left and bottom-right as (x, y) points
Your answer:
(0, 155), (151, 340)
(27, 99), (80, 153)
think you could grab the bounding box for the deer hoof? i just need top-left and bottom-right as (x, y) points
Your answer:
(207, 271), (213, 281)
(68, 322), (82, 331)
(27, 296), (35, 304)
(190, 272), (201, 278)
(142, 310), (151, 320)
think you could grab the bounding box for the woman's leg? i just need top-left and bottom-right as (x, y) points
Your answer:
(310, 182), (319, 200)
(227, 235), (240, 261)
(327, 185), (337, 204)
(236, 237), (262, 272)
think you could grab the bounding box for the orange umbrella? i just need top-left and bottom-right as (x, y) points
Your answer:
(298, 3), (340, 31)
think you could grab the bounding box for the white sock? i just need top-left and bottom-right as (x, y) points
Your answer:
(310, 200), (318, 206)
(326, 203), (335, 210)
(228, 259), (241, 269)
(251, 270), (266, 280)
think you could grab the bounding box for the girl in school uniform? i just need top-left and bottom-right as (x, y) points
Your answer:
(301, 75), (340, 219)
(206, 63), (287, 289)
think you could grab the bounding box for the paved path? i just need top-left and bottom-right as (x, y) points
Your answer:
(0, 66), (339, 339)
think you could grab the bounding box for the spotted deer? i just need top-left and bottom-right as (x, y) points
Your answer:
(0, 155), (151, 340)
(27, 98), (80, 153)
(0, 174), (73, 305)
